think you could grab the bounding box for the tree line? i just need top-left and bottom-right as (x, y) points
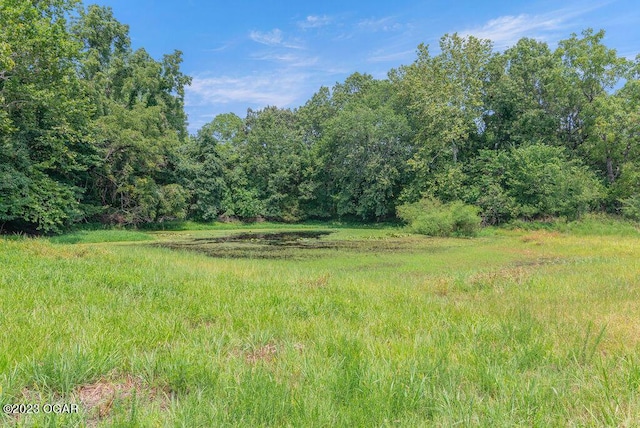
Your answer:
(1, 0), (638, 233)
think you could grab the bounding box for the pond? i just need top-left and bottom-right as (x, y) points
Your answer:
(151, 230), (419, 260)
(152, 230), (337, 259)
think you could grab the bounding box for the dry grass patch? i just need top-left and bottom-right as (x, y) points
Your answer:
(520, 230), (561, 244)
(5, 377), (168, 426)
(304, 273), (330, 289)
(75, 375), (170, 424)
(429, 276), (455, 297)
(244, 343), (279, 364)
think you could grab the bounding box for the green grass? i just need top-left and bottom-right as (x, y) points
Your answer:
(507, 213), (640, 236)
(1, 222), (639, 426)
(48, 229), (154, 244)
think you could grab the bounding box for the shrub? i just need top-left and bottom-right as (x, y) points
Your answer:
(475, 183), (519, 225)
(450, 201), (482, 236)
(504, 144), (603, 220)
(471, 145), (603, 223)
(620, 194), (640, 221)
(607, 162), (640, 210)
(396, 198), (481, 237)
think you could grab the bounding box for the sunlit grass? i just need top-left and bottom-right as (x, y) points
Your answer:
(48, 229), (154, 244)
(1, 223), (639, 426)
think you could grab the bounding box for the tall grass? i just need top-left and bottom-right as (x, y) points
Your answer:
(507, 213), (640, 236)
(1, 223), (639, 426)
(49, 229), (154, 244)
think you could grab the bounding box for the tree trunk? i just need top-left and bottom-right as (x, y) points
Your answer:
(606, 156), (616, 184)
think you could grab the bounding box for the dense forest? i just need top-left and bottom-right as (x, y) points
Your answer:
(1, 0), (639, 234)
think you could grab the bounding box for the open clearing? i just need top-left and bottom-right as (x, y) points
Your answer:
(1, 224), (639, 426)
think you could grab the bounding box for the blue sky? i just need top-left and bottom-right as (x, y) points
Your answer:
(92, 0), (639, 134)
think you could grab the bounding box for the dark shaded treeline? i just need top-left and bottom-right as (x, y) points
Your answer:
(1, 1), (638, 233)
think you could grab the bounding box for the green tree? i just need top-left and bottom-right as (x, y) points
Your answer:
(319, 77), (412, 220)
(72, 5), (191, 225)
(483, 38), (560, 149)
(394, 34), (493, 199)
(295, 86), (336, 218)
(471, 145), (603, 222)
(554, 29), (629, 152)
(599, 65), (640, 212)
(0, 0), (93, 233)
(242, 107), (309, 221)
(180, 113), (242, 220)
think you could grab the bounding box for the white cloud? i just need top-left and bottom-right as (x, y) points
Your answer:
(249, 29), (284, 46)
(357, 16), (404, 32)
(251, 52), (319, 67)
(460, 14), (562, 48)
(186, 72), (307, 108)
(185, 70), (322, 132)
(203, 43), (233, 53)
(299, 15), (332, 29)
(459, 4), (609, 49)
(248, 28), (304, 49)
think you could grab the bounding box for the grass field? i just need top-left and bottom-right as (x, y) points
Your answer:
(1, 221), (639, 426)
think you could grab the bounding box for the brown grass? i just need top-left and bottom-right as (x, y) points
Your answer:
(305, 273), (330, 289)
(520, 230), (561, 244)
(245, 343), (278, 364)
(75, 375), (169, 425)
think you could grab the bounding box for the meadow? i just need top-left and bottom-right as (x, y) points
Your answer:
(1, 220), (639, 426)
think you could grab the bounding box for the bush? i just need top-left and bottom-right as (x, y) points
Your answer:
(607, 162), (640, 210)
(620, 194), (640, 221)
(450, 201), (483, 236)
(504, 144), (603, 220)
(476, 183), (519, 225)
(471, 145), (603, 223)
(396, 198), (481, 237)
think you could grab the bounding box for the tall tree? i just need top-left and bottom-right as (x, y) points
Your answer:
(589, 63), (640, 211)
(242, 106), (309, 221)
(295, 86), (336, 217)
(553, 29), (629, 152)
(72, 5), (191, 225)
(318, 77), (413, 220)
(0, 0), (93, 233)
(394, 34), (493, 199)
(180, 113), (242, 221)
(320, 103), (411, 220)
(483, 38), (560, 149)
